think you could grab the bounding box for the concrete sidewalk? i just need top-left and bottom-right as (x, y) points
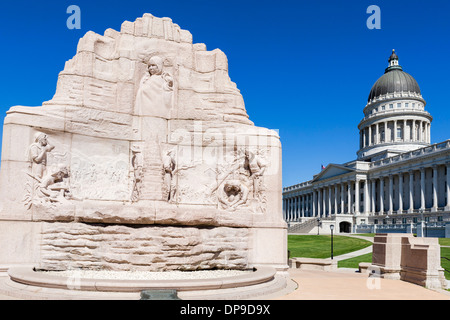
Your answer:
(276, 268), (450, 300)
(332, 245), (373, 261)
(1, 270), (449, 300)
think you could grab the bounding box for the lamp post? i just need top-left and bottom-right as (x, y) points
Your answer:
(330, 224), (335, 260)
(317, 218), (322, 235)
(419, 209), (425, 237)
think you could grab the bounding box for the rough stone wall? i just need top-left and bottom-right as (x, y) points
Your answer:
(39, 222), (250, 271)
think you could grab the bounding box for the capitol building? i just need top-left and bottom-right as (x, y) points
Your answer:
(283, 50), (450, 236)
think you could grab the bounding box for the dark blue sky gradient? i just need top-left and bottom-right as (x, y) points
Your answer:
(0, 0), (449, 187)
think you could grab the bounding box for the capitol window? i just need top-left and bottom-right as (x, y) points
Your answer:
(405, 103), (409, 108)
(382, 105), (385, 110)
(397, 103), (401, 108)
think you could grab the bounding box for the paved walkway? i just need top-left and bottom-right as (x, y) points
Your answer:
(276, 268), (450, 300)
(2, 269), (449, 300)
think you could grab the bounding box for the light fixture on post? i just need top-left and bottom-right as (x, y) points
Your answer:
(330, 224), (335, 260)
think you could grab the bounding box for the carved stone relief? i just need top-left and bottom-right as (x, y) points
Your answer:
(130, 144), (144, 202)
(213, 148), (268, 213)
(134, 55), (174, 119)
(23, 132), (73, 208)
(68, 136), (130, 201)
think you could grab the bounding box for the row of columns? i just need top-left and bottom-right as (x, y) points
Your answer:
(283, 179), (370, 222)
(371, 164), (450, 214)
(360, 119), (430, 149)
(283, 163), (450, 222)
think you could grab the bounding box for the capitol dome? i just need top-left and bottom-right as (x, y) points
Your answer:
(357, 50), (432, 161)
(367, 50), (422, 103)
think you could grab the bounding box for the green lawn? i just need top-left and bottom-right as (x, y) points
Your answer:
(288, 235), (372, 259)
(442, 247), (450, 280)
(338, 253), (372, 269)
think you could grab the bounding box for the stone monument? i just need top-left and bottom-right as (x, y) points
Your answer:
(0, 14), (287, 274)
(370, 233), (447, 290)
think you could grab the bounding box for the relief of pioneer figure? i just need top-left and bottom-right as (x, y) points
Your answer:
(27, 132), (55, 179)
(211, 148), (268, 212)
(131, 144), (144, 202)
(134, 56), (174, 119)
(23, 132), (73, 208)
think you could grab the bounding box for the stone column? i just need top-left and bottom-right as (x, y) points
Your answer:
(375, 123), (379, 144)
(328, 186), (332, 216)
(446, 163), (450, 211)
(419, 121), (423, 142)
(308, 193), (312, 217)
(289, 197), (295, 221)
(340, 183), (345, 214)
(380, 177), (385, 214)
(286, 198), (290, 220)
(312, 189), (317, 217)
(402, 119), (406, 142)
(371, 179), (376, 214)
(286, 198), (290, 221)
(420, 167), (425, 210)
(368, 126), (372, 146)
(347, 182), (352, 214)
(355, 179), (360, 215)
(364, 179), (369, 214)
(398, 173), (403, 214)
(334, 185), (338, 215)
(388, 174), (393, 214)
(300, 195), (304, 218)
(318, 188), (322, 217)
(408, 170), (414, 213)
(393, 120), (397, 142)
(432, 165), (438, 212)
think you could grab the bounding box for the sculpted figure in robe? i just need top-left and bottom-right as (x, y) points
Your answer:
(135, 56), (173, 118)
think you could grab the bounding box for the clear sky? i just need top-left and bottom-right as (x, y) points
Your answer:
(0, 0), (449, 188)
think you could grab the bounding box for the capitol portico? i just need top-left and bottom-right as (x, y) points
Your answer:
(283, 50), (450, 236)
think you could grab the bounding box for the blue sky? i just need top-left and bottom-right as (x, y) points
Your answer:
(0, 0), (449, 187)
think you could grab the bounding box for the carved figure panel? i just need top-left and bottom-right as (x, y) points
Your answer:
(23, 132), (72, 208)
(214, 148), (268, 213)
(134, 55), (174, 119)
(69, 135), (130, 201)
